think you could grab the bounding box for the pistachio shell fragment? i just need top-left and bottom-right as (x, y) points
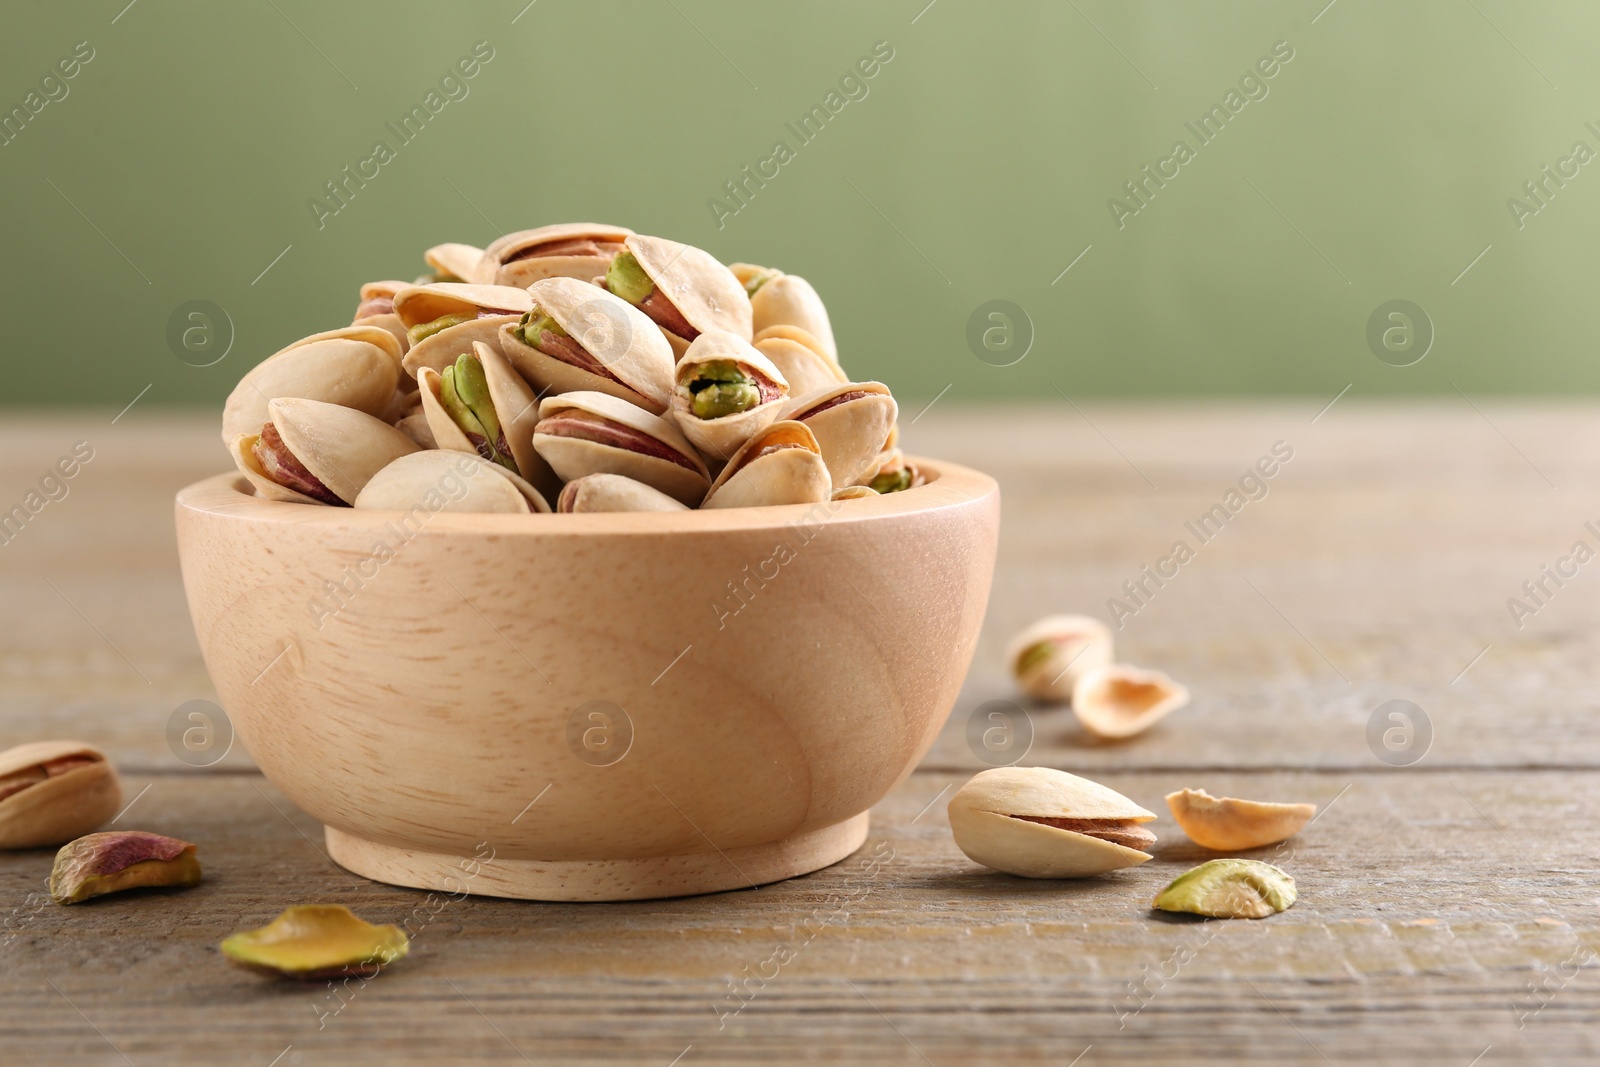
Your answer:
(1006, 614), (1114, 704)
(1165, 789), (1317, 852)
(221, 904), (409, 980)
(49, 831), (201, 905)
(700, 421), (831, 510)
(1071, 665), (1189, 739)
(557, 473), (690, 513)
(0, 742), (122, 850)
(947, 767), (1156, 878)
(354, 450), (551, 514)
(1153, 859), (1296, 919)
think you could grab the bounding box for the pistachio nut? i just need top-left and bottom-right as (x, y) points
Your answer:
(734, 265), (837, 361)
(1165, 789), (1317, 852)
(753, 325), (848, 398)
(670, 330), (790, 460)
(0, 741), (122, 850)
(947, 767), (1156, 878)
(220, 333), (401, 448)
(352, 279), (413, 355)
(1006, 614), (1115, 704)
(355, 450), (551, 514)
(231, 397), (420, 506)
(420, 241), (484, 284)
(502, 277), (675, 415)
(394, 282), (533, 380)
(394, 410), (438, 449)
(534, 390), (711, 506)
(700, 421), (831, 510)
(603, 235), (752, 359)
(221, 904), (409, 980)
(416, 341), (558, 499)
(1152, 859), (1297, 919)
(49, 831), (202, 905)
(831, 484), (878, 501)
(557, 472), (690, 514)
(479, 222), (634, 288)
(1071, 664), (1189, 739)
(861, 447), (924, 494)
(781, 381), (897, 489)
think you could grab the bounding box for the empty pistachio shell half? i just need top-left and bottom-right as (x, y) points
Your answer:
(1072, 665), (1189, 739)
(232, 397), (420, 506)
(479, 222), (633, 288)
(395, 283), (533, 380)
(671, 330), (790, 460)
(781, 381), (897, 490)
(421, 242), (484, 284)
(0, 741), (122, 850)
(1153, 859), (1296, 919)
(534, 390), (711, 506)
(1165, 789), (1317, 851)
(753, 325), (848, 398)
(557, 473), (690, 513)
(1007, 614), (1115, 704)
(221, 904), (409, 980)
(700, 421), (831, 510)
(49, 831), (201, 905)
(606, 235), (752, 359)
(947, 767), (1156, 878)
(220, 334), (400, 448)
(354, 450), (551, 514)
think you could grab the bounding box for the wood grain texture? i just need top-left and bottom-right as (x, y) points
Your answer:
(2, 405), (1597, 1064)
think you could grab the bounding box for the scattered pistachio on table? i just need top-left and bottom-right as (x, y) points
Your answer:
(0, 741), (122, 850)
(1152, 859), (1297, 919)
(1006, 614), (1115, 703)
(947, 767), (1157, 878)
(49, 831), (202, 905)
(1165, 788), (1317, 851)
(221, 905), (409, 981)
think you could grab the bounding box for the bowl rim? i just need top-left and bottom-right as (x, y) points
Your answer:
(176, 453), (998, 535)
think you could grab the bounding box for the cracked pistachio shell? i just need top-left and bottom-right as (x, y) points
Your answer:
(534, 390), (711, 507)
(0, 742), (122, 850)
(748, 272), (836, 361)
(1153, 859), (1296, 919)
(1165, 789), (1317, 852)
(700, 420), (831, 510)
(557, 473), (690, 514)
(626, 235), (752, 356)
(395, 283), (532, 379)
(354, 450), (550, 514)
(781, 381), (897, 490)
(232, 397), (420, 505)
(222, 904), (409, 980)
(220, 335), (401, 448)
(418, 341), (559, 501)
(50, 831), (202, 904)
(753, 325), (847, 397)
(503, 277), (675, 415)
(1072, 664), (1189, 739)
(479, 222), (634, 287)
(423, 242), (485, 284)
(947, 767), (1155, 878)
(670, 331), (789, 461)
(1006, 614), (1115, 704)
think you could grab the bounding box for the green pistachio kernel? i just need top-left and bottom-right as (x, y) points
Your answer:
(606, 251), (655, 305)
(1014, 640), (1057, 677)
(518, 309), (567, 347)
(407, 313), (473, 345)
(441, 355), (515, 472)
(869, 467), (913, 494)
(687, 360), (760, 420)
(1152, 859), (1297, 919)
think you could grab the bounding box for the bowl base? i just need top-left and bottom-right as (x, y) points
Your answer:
(325, 813), (871, 902)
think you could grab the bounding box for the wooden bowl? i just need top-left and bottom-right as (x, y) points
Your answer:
(174, 458), (999, 901)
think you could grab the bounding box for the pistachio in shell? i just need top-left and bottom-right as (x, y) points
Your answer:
(1072, 665), (1189, 739)
(354, 450), (550, 514)
(479, 222), (634, 288)
(232, 397), (420, 506)
(1165, 789), (1317, 852)
(670, 330), (790, 460)
(221, 904), (409, 980)
(781, 381), (897, 490)
(533, 390), (711, 507)
(605, 235), (751, 359)
(861, 447), (925, 494)
(1006, 614), (1114, 704)
(220, 334), (400, 448)
(0, 741), (122, 850)
(420, 242), (484, 284)
(753, 325), (848, 398)
(738, 266), (837, 362)
(700, 420), (832, 510)
(394, 283), (532, 380)
(416, 341), (557, 499)
(352, 279), (413, 355)
(557, 473), (690, 514)
(1153, 859), (1297, 919)
(49, 831), (201, 905)
(947, 767), (1156, 878)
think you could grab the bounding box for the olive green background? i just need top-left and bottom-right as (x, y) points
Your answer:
(2, 0), (1595, 406)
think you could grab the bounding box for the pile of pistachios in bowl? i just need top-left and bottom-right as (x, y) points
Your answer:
(224, 225), (917, 514)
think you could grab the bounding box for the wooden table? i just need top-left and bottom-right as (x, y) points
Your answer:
(2, 404), (1596, 1066)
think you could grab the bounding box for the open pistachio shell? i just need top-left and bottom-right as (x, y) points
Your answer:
(947, 767), (1156, 878)
(1006, 614), (1115, 704)
(1165, 789), (1317, 851)
(354, 450), (550, 514)
(234, 398), (420, 506)
(417, 342), (558, 500)
(502, 277), (675, 415)
(831, 485), (878, 501)
(624, 235), (752, 358)
(220, 336), (400, 448)
(701, 421), (831, 510)
(0, 741), (122, 850)
(1072, 664), (1189, 739)
(748, 272), (836, 361)
(231, 433), (324, 505)
(534, 390), (711, 507)
(422, 242), (484, 284)
(395, 283), (532, 380)
(753, 326), (848, 397)
(353, 280), (413, 355)
(221, 904), (409, 980)
(670, 330), (790, 462)
(860, 447), (925, 494)
(781, 381), (897, 490)
(50, 831), (202, 904)
(557, 473), (690, 513)
(480, 223), (634, 288)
